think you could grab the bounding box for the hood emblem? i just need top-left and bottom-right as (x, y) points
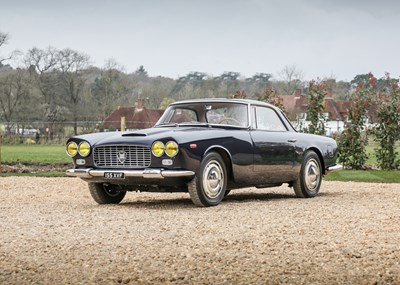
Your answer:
(117, 151), (127, 163)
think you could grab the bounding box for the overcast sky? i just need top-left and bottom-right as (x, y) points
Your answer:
(1, 0), (400, 81)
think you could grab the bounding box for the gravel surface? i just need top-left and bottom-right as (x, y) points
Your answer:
(1, 177), (400, 284)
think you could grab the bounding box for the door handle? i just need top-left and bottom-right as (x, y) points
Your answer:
(288, 139), (297, 143)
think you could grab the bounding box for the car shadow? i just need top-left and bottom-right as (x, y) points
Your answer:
(119, 197), (194, 209)
(114, 190), (327, 209)
(224, 192), (296, 203)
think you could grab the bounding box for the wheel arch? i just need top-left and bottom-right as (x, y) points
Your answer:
(204, 145), (234, 182)
(306, 147), (325, 175)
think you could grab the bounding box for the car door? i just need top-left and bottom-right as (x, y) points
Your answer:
(250, 106), (297, 183)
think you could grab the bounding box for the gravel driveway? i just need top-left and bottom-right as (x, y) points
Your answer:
(1, 177), (399, 284)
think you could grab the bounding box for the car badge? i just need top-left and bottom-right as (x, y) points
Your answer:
(117, 151), (127, 163)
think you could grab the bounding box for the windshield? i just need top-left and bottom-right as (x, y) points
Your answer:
(156, 102), (249, 127)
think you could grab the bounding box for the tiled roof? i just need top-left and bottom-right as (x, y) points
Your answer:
(103, 107), (163, 130)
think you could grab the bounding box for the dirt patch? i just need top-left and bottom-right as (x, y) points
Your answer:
(0, 178), (399, 284)
(0, 163), (71, 173)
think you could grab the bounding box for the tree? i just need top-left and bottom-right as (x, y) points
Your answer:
(91, 59), (130, 119)
(373, 73), (400, 170)
(24, 47), (72, 139)
(24, 47), (60, 110)
(159, 97), (175, 109)
(337, 73), (377, 169)
(276, 64), (304, 95)
(350, 73), (371, 86)
(232, 90), (247, 99)
(245, 73), (272, 99)
(306, 79), (327, 135)
(257, 87), (285, 111)
(0, 31), (10, 66)
(169, 71), (211, 100)
(0, 69), (31, 135)
(217, 71), (240, 96)
(134, 65), (148, 78)
(0, 31), (20, 68)
(58, 48), (90, 135)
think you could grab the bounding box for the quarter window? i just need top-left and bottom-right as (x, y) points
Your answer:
(169, 108), (198, 123)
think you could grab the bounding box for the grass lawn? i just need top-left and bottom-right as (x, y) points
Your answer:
(325, 170), (400, 183)
(1, 144), (70, 164)
(365, 143), (400, 165)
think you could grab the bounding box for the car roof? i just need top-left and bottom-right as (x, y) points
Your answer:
(169, 98), (280, 110)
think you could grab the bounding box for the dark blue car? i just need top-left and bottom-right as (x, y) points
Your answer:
(66, 99), (341, 207)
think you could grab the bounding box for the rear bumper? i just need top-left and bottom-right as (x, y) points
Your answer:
(325, 164), (343, 172)
(66, 168), (195, 179)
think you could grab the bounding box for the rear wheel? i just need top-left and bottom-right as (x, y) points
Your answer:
(293, 151), (322, 198)
(188, 152), (227, 207)
(89, 183), (126, 204)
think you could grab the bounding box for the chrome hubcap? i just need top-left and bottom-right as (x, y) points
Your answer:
(304, 158), (320, 191)
(202, 160), (224, 199)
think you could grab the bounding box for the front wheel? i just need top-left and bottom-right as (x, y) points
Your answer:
(293, 151), (322, 198)
(89, 183), (126, 204)
(188, 152), (227, 207)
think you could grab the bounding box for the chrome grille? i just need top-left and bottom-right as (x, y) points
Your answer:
(93, 145), (151, 168)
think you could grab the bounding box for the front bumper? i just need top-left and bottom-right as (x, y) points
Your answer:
(66, 168), (195, 179)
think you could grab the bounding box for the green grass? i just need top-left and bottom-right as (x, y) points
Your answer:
(365, 143), (400, 165)
(1, 144), (70, 164)
(325, 170), (400, 183)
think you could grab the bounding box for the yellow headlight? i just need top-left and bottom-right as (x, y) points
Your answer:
(66, 142), (78, 157)
(152, 141), (165, 157)
(78, 141), (91, 157)
(165, 141), (179, 157)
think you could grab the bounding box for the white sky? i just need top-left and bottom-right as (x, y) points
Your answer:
(1, 0), (400, 81)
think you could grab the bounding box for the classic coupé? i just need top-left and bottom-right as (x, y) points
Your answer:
(66, 99), (341, 207)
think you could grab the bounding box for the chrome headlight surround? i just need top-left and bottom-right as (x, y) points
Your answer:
(151, 141), (165, 157)
(78, 141), (91, 157)
(66, 141), (78, 157)
(165, 141), (179, 157)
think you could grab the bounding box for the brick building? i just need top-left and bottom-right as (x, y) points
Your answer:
(103, 99), (163, 131)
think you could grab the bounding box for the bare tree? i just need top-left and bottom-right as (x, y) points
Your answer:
(277, 64), (304, 95)
(24, 47), (60, 104)
(0, 31), (20, 66)
(0, 31), (10, 65)
(0, 32), (8, 47)
(91, 59), (130, 119)
(58, 48), (90, 135)
(0, 69), (31, 134)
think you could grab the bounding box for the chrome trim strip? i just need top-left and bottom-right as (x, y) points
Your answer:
(326, 164), (343, 172)
(66, 168), (195, 179)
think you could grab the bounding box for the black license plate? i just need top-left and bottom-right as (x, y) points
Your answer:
(104, 172), (125, 179)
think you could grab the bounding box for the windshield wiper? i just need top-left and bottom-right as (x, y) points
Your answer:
(155, 123), (179, 127)
(156, 122), (210, 128)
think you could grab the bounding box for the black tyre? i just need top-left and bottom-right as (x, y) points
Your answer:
(188, 152), (227, 207)
(88, 183), (126, 204)
(224, 189), (231, 198)
(293, 150), (322, 198)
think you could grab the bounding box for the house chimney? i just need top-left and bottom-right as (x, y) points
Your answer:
(294, 89), (301, 98)
(135, 99), (144, 112)
(326, 88), (333, 98)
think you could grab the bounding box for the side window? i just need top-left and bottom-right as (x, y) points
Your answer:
(255, 106), (287, 131)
